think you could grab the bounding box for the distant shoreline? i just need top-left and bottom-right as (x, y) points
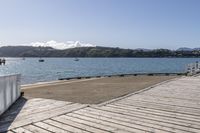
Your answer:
(1, 46), (200, 57)
(2, 57), (200, 58)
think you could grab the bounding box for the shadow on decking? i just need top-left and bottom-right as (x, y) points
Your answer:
(0, 97), (27, 132)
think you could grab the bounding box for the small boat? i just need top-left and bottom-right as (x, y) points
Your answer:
(74, 58), (79, 61)
(38, 46), (45, 62)
(0, 58), (6, 65)
(39, 58), (45, 62)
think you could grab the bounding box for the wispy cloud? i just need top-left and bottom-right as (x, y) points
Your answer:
(30, 40), (96, 49)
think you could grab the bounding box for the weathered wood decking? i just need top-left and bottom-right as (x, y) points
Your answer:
(1, 75), (200, 133)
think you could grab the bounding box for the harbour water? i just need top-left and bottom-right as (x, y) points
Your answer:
(0, 58), (199, 84)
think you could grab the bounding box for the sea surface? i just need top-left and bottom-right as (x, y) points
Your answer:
(0, 58), (199, 85)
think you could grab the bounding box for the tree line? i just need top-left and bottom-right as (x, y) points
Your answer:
(0, 46), (200, 57)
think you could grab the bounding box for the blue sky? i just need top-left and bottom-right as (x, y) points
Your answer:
(0, 0), (200, 49)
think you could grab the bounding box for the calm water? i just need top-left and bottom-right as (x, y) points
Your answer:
(0, 58), (199, 85)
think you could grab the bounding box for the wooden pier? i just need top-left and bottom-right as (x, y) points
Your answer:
(1, 75), (200, 132)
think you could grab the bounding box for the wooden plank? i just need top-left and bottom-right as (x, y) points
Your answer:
(115, 100), (200, 116)
(80, 107), (200, 133)
(5, 131), (15, 133)
(140, 94), (200, 103)
(22, 99), (71, 110)
(53, 115), (112, 133)
(0, 103), (87, 132)
(124, 94), (200, 109)
(108, 103), (200, 123)
(43, 119), (90, 133)
(13, 98), (56, 110)
(49, 115), (117, 132)
(23, 125), (51, 133)
(161, 84), (200, 91)
(11, 99), (70, 116)
(141, 88), (200, 101)
(18, 99), (71, 111)
(121, 98), (200, 111)
(71, 110), (182, 133)
(0, 101), (72, 124)
(162, 80), (200, 86)
(142, 89), (200, 99)
(0, 98), (71, 120)
(34, 122), (70, 133)
(56, 114), (121, 132)
(12, 127), (33, 133)
(15, 101), (71, 116)
(147, 86), (200, 95)
(65, 113), (159, 133)
(142, 78), (200, 89)
(112, 101), (200, 118)
(12, 103), (84, 121)
(100, 105), (200, 127)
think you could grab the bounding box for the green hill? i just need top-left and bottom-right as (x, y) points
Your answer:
(0, 46), (200, 57)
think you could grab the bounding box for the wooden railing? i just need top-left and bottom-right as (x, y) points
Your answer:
(186, 61), (200, 75)
(0, 74), (21, 115)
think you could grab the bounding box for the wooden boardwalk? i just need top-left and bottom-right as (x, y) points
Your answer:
(1, 75), (200, 133)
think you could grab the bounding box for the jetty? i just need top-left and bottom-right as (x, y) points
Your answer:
(1, 74), (200, 132)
